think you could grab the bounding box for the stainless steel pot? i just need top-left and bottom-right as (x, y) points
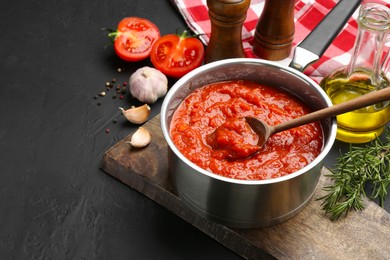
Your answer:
(161, 58), (337, 228)
(160, 0), (361, 228)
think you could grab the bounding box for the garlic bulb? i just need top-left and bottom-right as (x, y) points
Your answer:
(127, 127), (152, 148)
(129, 66), (168, 104)
(119, 104), (150, 124)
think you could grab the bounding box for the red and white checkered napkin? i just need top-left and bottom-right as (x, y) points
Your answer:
(172, 0), (390, 83)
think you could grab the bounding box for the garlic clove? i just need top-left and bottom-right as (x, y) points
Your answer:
(119, 104), (150, 124)
(127, 127), (152, 148)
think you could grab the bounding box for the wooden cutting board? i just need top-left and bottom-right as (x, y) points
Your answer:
(100, 115), (390, 259)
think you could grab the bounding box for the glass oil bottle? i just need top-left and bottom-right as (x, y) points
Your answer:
(320, 3), (390, 143)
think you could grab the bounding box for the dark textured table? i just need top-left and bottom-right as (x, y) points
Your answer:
(0, 0), (388, 259)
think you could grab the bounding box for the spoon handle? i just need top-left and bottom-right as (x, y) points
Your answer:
(274, 86), (390, 134)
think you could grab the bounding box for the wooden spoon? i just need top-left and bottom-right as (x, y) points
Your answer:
(245, 86), (390, 149)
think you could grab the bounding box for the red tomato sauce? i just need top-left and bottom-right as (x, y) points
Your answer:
(169, 80), (324, 180)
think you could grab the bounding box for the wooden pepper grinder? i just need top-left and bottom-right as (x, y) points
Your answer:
(253, 0), (295, 60)
(205, 0), (250, 63)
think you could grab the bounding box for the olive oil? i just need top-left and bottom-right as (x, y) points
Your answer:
(321, 68), (390, 143)
(320, 3), (390, 143)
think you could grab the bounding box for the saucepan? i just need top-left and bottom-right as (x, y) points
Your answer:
(160, 0), (362, 228)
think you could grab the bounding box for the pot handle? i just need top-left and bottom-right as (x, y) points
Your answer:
(289, 0), (362, 72)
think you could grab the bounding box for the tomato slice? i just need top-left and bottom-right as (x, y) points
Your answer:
(113, 17), (160, 62)
(150, 31), (204, 78)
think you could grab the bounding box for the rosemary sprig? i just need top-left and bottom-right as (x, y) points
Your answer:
(319, 126), (390, 221)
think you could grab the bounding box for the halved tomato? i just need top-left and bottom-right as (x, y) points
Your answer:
(110, 17), (160, 62)
(150, 31), (204, 78)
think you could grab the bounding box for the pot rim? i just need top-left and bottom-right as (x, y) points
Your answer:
(161, 58), (337, 185)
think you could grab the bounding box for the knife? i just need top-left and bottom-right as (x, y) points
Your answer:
(289, 0), (362, 72)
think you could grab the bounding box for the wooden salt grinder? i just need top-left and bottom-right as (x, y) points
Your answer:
(205, 0), (250, 63)
(253, 0), (295, 60)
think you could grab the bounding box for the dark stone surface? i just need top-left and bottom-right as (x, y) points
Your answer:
(0, 1), (242, 258)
